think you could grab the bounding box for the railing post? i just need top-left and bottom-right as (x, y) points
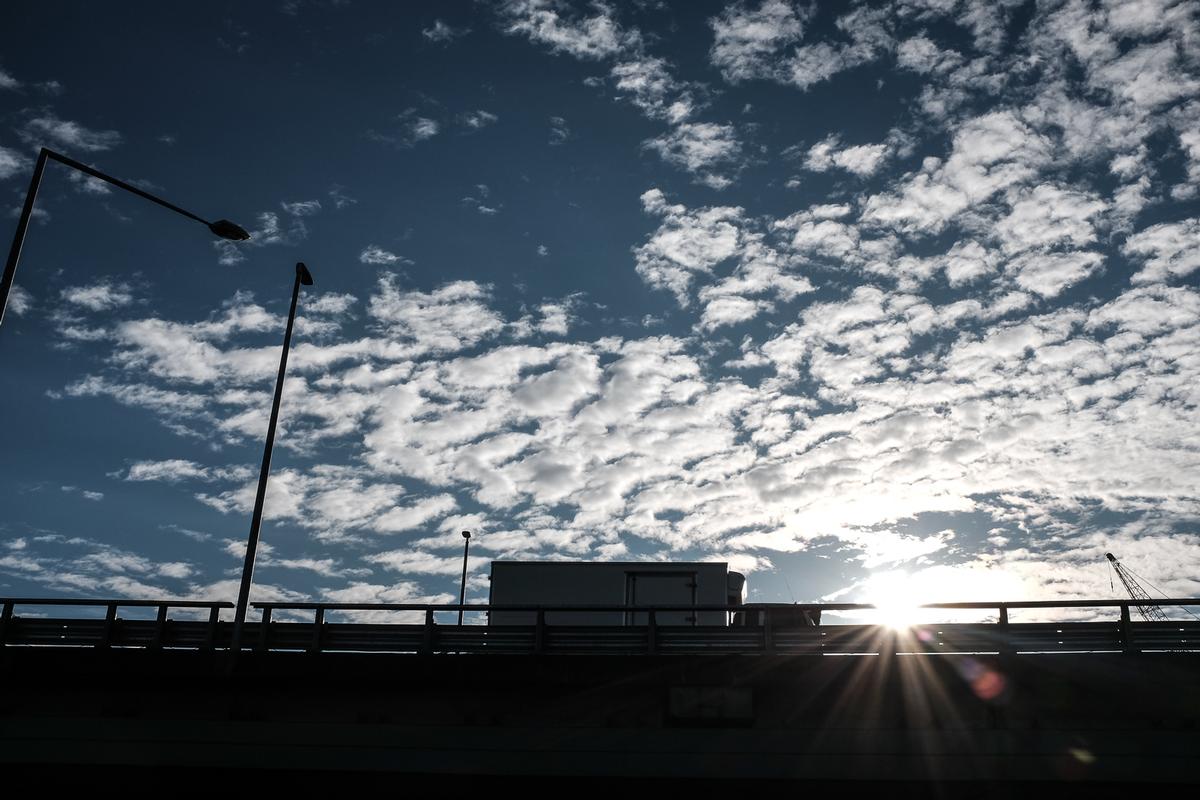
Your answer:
(647, 610), (657, 655)
(309, 607), (325, 654)
(150, 604), (169, 650)
(997, 605), (1012, 656)
(257, 607), (273, 653)
(763, 607), (774, 655)
(0, 601), (13, 647)
(204, 606), (220, 652)
(1120, 603), (1134, 654)
(421, 608), (435, 655)
(534, 609), (546, 655)
(98, 602), (118, 649)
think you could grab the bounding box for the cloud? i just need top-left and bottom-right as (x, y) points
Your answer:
(281, 199), (321, 216)
(124, 459), (253, 484)
(60, 280), (134, 312)
(548, 116), (570, 145)
(610, 56), (698, 123)
(862, 110), (1052, 234)
(19, 113), (122, 152)
(7, 285), (33, 316)
(61, 485), (104, 502)
(708, 0), (812, 83)
(359, 245), (410, 265)
(1123, 218), (1200, 285)
(372, 494), (458, 533)
(0, 67), (21, 90)
(460, 109), (498, 129)
(636, 189), (814, 325)
(642, 122), (743, 188)
(634, 189), (743, 305)
(367, 276), (506, 354)
(328, 185), (357, 209)
(213, 211), (308, 265)
(422, 19), (470, 43)
(802, 134), (890, 177)
(496, 0), (637, 60)
(707, 2), (894, 91)
(0, 145), (29, 180)
(369, 109), (440, 148)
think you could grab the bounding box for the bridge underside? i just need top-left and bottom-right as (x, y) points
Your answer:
(1, 646), (1197, 792)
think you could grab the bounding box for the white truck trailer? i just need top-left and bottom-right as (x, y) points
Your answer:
(488, 561), (746, 627)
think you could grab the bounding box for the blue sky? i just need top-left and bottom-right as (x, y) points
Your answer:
(1, 0), (1198, 619)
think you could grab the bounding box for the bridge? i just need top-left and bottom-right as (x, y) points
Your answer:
(1, 597), (1198, 793)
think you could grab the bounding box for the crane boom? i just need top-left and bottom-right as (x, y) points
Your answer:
(1106, 552), (1169, 622)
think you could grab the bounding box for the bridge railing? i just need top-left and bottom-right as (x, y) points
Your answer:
(1, 597), (1197, 655)
(0, 598), (233, 651)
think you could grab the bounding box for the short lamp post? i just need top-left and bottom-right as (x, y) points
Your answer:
(459, 530), (471, 626)
(231, 262), (313, 652)
(0, 147), (250, 329)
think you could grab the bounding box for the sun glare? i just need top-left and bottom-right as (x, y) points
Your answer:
(859, 566), (1028, 629)
(865, 571), (928, 630)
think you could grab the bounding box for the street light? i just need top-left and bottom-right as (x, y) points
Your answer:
(0, 146), (250, 329)
(459, 530), (472, 626)
(231, 262), (313, 652)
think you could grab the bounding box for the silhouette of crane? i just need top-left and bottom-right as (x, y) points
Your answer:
(1106, 552), (1169, 622)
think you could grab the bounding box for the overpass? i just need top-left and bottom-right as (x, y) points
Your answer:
(1, 597), (1198, 793)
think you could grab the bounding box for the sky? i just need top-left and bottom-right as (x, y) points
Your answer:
(1, 0), (1199, 622)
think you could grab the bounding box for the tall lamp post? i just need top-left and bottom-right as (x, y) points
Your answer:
(231, 262), (314, 652)
(459, 530), (472, 626)
(1, 147), (251, 329)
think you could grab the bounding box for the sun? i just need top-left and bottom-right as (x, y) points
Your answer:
(862, 570), (935, 630)
(859, 566), (1027, 630)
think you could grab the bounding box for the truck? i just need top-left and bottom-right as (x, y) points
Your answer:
(487, 561), (746, 627)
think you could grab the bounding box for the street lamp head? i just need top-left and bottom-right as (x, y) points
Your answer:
(462, 530), (471, 540)
(208, 219), (251, 241)
(296, 262), (314, 286)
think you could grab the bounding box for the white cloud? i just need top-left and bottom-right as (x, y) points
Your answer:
(549, 116), (570, 145)
(61, 280), (134, 312)
(634, 189), (743, 305)
(423, 19), (470, 43)
(783, 5), (894, 91)
(0, 67), (21, 90)
(0, 145), (29, 180)
(461, 110), (498, 129)
(213, 211), (308, 266)
(642, 122), (742, 188)
(20, 113), (122, 152)
(124, 459), (253, 484)
(862, 111), (1052, 234)
(709, 0), (812, 83)
(7, 285), (32, 315)
(367, 277), (506, 354)
(803, 134), (890, 177)
(1007, 250), (1104, 298)
(497, 0), (637, 60)
(372, 494), (458, 533)
(369, 109), (440, 148)
(359, 245), (409, 265)
(610, 56), (697, 123)
(281, 199), (321, 216)
(1124, 218), (1200, 284)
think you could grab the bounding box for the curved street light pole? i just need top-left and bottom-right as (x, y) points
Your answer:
(231, 262), (313, 653)
(459, 530), (472, 626)
(0, 146), (250, 329)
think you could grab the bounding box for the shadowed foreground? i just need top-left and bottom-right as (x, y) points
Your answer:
(1, 642), (1197, 793)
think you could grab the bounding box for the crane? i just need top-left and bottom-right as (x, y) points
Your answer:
(1106, 552), (1169, 622)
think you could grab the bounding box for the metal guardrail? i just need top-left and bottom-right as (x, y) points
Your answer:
(1, 597), (1197, 655)
(0, 598), (233, 651)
